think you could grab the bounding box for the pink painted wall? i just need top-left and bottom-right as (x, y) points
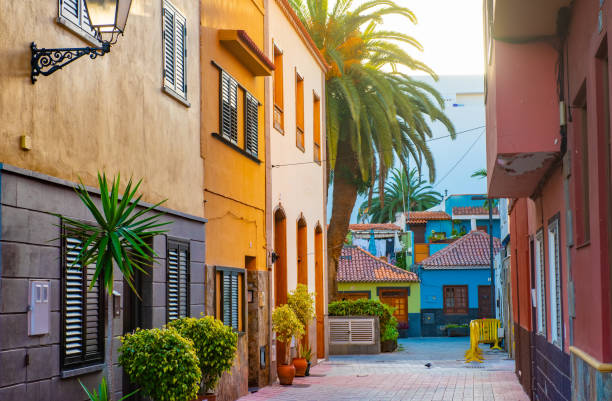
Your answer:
(566, 0), (612, 363)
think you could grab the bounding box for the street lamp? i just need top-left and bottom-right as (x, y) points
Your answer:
(30, 0), (133, 84)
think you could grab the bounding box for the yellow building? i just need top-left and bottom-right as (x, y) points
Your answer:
(200, 0), (272, 396)
(0, 0), (205, 398)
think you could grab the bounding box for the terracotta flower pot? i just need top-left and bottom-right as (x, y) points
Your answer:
(277, 364), (296, 385)
(292, 358), (308, 377)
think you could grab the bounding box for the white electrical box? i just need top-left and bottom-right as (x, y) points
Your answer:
(28, 280), (50, 336)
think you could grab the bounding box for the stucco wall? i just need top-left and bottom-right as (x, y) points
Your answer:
(267, 0), (327, 296)
(0, 0), (203, 217)
(338, 282), (420, 311)
(420, 268), (491, 310)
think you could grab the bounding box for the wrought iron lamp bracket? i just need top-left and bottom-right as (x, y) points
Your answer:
(30, 41), (110, 84)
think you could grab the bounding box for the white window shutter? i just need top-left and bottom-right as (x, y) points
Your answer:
(163, 5), (176, 90)
(60, 0), (80, 25)
(174, 14), (187, 97)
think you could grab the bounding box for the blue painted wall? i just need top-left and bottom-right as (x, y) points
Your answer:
(429, 243), (450, 254)
(419, 268), (491, 309)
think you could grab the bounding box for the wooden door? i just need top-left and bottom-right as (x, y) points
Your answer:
(314, 227), (325, 359)
(379, 289), (408, 326)
(478, 285), (492, 318)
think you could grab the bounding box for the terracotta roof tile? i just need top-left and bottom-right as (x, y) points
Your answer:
(420, 231), (502, 268)
(349, 223), (401, 231)
(338, 246), (419, 283)
(405, 211), (451, 224)
(453, 206), (499, 215)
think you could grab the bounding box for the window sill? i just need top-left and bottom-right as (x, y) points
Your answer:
(61, 363), (105, 379)
(576, 240), (590, 250)
(163, 86), (191, 107)
(56, 17), (102, 47)
(212, 133), (261, 164)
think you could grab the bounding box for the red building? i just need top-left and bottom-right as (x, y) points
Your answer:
(485, 0), (612, 400)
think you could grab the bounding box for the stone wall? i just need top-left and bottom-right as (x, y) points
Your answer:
(420, 308), (480, 337)
(0, 167), (206, 401)
(572, 352), (612, 401)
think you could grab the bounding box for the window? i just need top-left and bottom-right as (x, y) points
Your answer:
(220, 70), (239, 144)
(548, 217), (563, 347)
(534, 229), (546, 335)
(162, 0), (188, 101)
(58, 0), (100, 45)
(245, 93), (259, 157)
(61, 234), (104, 370)
(313, 93), (321, 163)
(443, 285), (468, 314)
(167, 240), (189, 322)
(273, 45), (284, 132)
(574, 84), (590, 245)
(215, 267), (244, 332)
(296, 71), (304, 151)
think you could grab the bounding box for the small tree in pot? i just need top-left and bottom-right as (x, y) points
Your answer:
(287, 284), (315, 376)
(271, 305), (304, 385)
(168, 316), (238, 399)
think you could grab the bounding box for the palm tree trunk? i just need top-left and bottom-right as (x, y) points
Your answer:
(327, 138), (360, 303)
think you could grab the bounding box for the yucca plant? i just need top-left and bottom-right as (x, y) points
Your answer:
(58, 172), (171, 397)
(59, 172), (170, 295)
(79, 377), (139, 401)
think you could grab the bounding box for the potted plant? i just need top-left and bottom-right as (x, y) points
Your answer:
(301, 346), (313, 376)
(287, 284), (315, 377)
(445, 323), (469, 337)
(271, 305), (304, 385)
(119, 327), (201, 401)
(79, 377), (138, 401)
(168, 316), (238, 400)
(381, 314), (399, 352)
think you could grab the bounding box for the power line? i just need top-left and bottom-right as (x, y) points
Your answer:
(432, 129), (485, 189)
(270, 125), (486, 168)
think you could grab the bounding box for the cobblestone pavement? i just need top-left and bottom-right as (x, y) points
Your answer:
(239, 337), (529, 401)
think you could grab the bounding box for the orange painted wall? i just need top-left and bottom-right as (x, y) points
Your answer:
(201, 0), (267, 271)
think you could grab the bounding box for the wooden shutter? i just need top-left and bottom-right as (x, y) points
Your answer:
(167, 241), (189, 322)
(174, 14), (187, 97)
(63, 235), (103, 368)
(245, 93), (259, 157)
(221, 71), (238, 144)
(60, 0), (80, 24)
(163, 6), (176, 90)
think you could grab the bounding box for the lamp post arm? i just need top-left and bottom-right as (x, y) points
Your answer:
(30, 41), (110, 84)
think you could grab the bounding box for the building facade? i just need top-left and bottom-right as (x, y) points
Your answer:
(265, 0), (329, 364)
(485, 0), (612, 399)
(337, 246), (421, 337)
(0, 0), (205, 399)
(418, 231), (501, 337)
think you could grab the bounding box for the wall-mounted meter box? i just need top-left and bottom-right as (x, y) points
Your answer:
(28, 280), (50, 336)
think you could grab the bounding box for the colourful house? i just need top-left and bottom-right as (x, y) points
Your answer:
(337, 246), (421, 337)
(418, 231), (501, 337)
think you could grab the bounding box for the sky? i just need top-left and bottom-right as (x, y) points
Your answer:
(328, 0), (489, 223)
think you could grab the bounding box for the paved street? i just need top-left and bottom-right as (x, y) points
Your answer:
(240, 337), (528, 401)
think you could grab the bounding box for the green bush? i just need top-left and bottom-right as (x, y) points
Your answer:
(119, 327), (201, 401)
(328, 299), (398, 342)
(167, 316), (238, 394)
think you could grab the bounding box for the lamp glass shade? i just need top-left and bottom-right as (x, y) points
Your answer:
(84, 0), (132, 33)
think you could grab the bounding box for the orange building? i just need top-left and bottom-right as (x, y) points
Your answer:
(200, 0), (273, 397)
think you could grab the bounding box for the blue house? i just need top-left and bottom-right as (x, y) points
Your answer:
(418, 230), (501, 336)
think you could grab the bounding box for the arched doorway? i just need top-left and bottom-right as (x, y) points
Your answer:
(314, 224), (325, 359)
(274, 208), (288, 306)
(297, 216), (308, 286)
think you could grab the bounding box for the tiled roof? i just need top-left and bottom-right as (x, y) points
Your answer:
(453, 206), (499, 215)
(349, 223), (401, 231)
(338, 246), (419, 283)
(420, 231), (502, 268)
(405, 211), (451, 224)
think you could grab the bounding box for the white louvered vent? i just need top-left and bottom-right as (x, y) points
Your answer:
(330, 318), (375, 345)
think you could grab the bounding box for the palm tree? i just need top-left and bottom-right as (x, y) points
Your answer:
(471, 168), (487, 179)
(290, 0), (455, 300)
(357, 168), (443, 223)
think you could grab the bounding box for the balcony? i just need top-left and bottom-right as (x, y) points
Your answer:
(485, 0), (568, 198)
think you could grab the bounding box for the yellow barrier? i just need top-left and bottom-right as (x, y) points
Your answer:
(464, 318), (502, 363)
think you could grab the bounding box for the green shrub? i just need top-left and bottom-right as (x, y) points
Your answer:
(328, 299), (398, 342)
(167, 316), (238, 394)
(119, 327), (201, 401)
